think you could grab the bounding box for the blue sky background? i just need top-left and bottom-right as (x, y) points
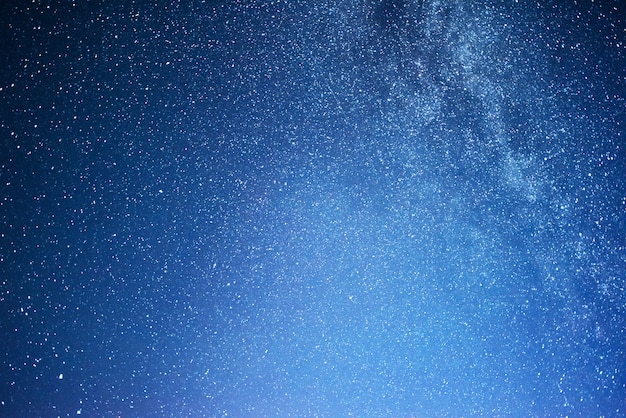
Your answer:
(1, 0), (624, 416)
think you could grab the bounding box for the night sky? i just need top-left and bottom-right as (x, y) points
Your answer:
(1, 0), (625, 416)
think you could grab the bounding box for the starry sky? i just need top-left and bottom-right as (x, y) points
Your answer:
(1, 0), (625, 416)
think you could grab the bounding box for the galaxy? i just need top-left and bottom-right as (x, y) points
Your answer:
(1, 0), (624, 416)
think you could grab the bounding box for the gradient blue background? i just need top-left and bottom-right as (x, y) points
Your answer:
(1, 0), (624, 416)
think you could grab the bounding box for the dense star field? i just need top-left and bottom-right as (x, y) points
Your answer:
(1, 0), (624, 416)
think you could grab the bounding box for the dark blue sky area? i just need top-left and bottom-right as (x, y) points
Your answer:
(1, 0), (625, 416)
